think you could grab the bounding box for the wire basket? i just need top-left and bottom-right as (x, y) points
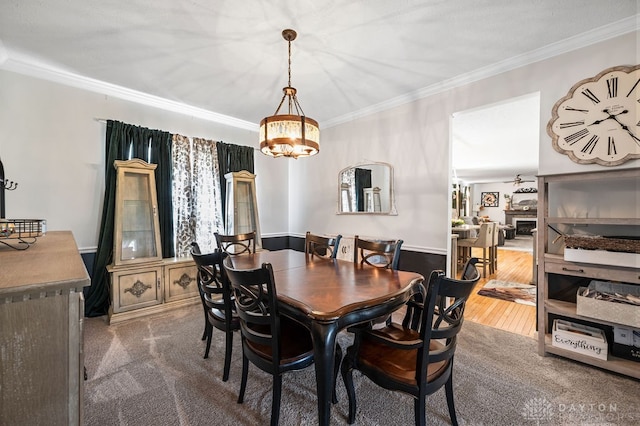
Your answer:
(0, 219), (46, 249)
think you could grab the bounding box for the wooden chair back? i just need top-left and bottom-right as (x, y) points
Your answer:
(191, 249), (233, 325)
(305, 231), (342, 259)
(413, 261), (479, 386)
(353, 235), (403, 269)
(222, 257), (321, 424)
(474, 223), (494, 247)
(215, 231), (256, 255)
(340, 257), (480, 425)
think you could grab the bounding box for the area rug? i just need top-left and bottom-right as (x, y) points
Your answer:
(477, 279), (536, 306)
(82, 303), (640, 426)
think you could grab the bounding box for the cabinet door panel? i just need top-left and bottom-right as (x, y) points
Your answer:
(113, 268), (162, 312)
(165, 263), (198, 302)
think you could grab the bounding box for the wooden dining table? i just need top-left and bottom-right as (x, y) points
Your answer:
(451, 223), (480, 238)
(226, 249), (424, 426)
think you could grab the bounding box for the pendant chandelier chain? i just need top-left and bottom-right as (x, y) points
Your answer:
(288, 37), (292, 88)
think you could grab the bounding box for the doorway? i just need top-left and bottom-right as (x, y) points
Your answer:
(451, 93), (540, 337)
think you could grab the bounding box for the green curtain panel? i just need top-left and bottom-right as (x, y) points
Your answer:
(84, 120), (173, 317)
(216, 142), (255, 227)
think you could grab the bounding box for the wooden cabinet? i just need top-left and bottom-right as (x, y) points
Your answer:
(108, 159), (199, 323)
(108, 258), (198, 323)
(537, 168), (640, 379)
(0, 231), (89, 425)
(224, 170), (262, 248)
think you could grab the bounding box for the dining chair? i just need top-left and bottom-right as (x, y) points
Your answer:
(457, 222), (494, 277)
(341, 258), (481, 426)
(351, 236), (403, 329)
(305, 231), (342, 259)
(215, 231), (256, 255)
(223, 258), (342, 426)
(190, 242), (208, 342)
(191, 246), (239, 382)
(353, 235), (403, 270)
(461, 216), (478, 237)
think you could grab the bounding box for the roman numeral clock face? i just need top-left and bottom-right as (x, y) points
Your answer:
(548, 64), (640, 166)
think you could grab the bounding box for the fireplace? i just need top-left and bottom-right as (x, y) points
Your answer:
(514, 218), (537, 235)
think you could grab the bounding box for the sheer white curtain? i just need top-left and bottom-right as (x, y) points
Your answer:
(172, 135), (224, 257)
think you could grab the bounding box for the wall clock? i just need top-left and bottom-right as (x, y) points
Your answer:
(547, 64), (640, 166)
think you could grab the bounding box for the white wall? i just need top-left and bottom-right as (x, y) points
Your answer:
(470, 182), (538, 223)
(0, 31), (637, 255)
(0, 70), (290, 251)
(288, 32), (638, 255)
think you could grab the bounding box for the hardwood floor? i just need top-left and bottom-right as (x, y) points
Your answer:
(462, 247), (537, 338)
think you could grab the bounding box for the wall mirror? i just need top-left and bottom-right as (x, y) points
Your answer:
(337, 162), (397, 215)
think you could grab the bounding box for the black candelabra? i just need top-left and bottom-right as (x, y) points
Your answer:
(0, 157), (18, 218)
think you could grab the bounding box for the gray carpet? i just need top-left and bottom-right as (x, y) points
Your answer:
(83, 304), (640, 425)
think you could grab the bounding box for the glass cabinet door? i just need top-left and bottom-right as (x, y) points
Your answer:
(224, 170), (261, 248)
(113, 159), (163, 266)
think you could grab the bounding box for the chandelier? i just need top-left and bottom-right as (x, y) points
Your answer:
(259, 29), (319, 159)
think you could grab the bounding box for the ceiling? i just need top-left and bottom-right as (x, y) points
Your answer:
(0, 1), (637, 180)
(452, 93), (540, 184)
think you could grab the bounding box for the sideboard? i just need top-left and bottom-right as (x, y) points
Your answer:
(0, 231), (89, 425)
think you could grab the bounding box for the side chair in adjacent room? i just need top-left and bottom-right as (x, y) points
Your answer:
(457, 222), (494, 277)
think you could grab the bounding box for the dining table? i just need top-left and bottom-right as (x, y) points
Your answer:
(226, 249), (424, 426)
(451, 223), (480, 238)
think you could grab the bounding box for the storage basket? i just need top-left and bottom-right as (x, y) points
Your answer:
(563, 235), (640, 254)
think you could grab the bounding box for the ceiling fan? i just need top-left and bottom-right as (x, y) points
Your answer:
(504, 174), (535, 186)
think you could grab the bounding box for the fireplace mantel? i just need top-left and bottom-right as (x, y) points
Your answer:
(504, 209), (537, 225)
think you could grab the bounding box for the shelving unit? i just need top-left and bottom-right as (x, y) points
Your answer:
(537, 168), (640, 379)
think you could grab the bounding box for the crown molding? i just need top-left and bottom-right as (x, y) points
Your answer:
(1, 15), (637, 132)
(323, 15), (640, 128)
(0, 53), (257, 132)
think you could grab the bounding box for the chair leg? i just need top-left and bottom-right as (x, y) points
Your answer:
(200, 299), (208, 340)
(271, 375), (283, 426)
(492, 246), (498, 273)
(341, 354), (357, 424)
(445, 374), (459, 426)
(481, 248), (487, 278)
(237, 354), (249, 404)
(414, 396), (426, 426)
(222, 330), (233, 382)
(203, 323), (213, 359)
